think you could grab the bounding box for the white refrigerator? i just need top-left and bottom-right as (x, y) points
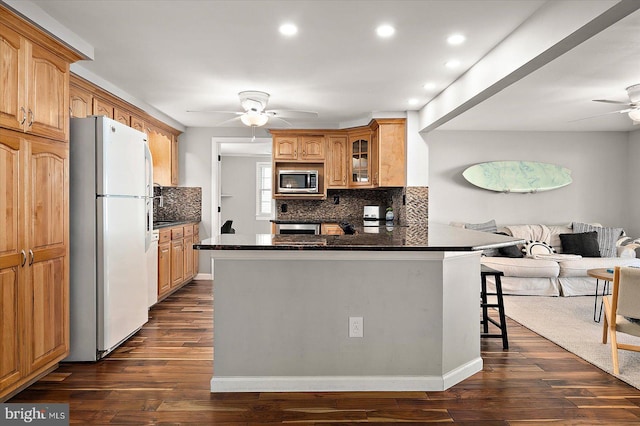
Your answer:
(68, 116), (151, 361)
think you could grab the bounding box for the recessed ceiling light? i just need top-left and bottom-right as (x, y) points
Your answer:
(423, 82), (436, 90)
(279, 23), (298, 36)
(376, 24), (395, 38)
(447, 33), (466, 45)
(408, 98), (420, 106)
(445, 59), (461, 69)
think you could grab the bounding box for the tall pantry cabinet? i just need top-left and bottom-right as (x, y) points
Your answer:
(0, 6), (82, 401)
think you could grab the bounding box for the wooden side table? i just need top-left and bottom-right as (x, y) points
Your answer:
(587, 268), (614, 323)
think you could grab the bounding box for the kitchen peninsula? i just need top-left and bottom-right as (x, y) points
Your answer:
(195, 224), (522, 393)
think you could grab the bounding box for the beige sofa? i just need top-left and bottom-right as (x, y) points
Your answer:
(466, 223), (640, 296)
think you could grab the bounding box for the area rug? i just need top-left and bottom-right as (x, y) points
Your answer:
(502, 295), (640, 389)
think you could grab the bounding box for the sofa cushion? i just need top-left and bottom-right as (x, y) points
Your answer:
(547, 224), (573, 253)
(559, 231), (601, 257)
(572, 222), (623, 258)
(482, 257), (560, 278)
(558, 257), (640, 277)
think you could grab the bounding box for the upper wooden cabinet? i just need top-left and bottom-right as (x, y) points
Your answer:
(273, 134), (325, 161)
(92, 96), (114, 119)
(326, 134), (348, 188)
(130, 115), (146, 134)
(0, 18), (74, 141)
(114, 107), (131, 127)
(348, 129), (373, 188)
(371, 119), (406, 187)
(69, 85), (92, 118)
(148, 126), (179, 186)
(270, 119), (405, 194)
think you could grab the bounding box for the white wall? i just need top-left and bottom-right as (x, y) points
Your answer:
(220, 155), (271, 235)
(179, 126), (271, 274)
(627, 129), (640, 238)
(426, 130), (632, 230)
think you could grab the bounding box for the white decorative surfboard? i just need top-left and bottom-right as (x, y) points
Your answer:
(462, 161), (572, 193)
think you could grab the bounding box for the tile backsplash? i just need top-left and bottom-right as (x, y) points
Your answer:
(276, 188), (406, 221)
(154, 186), (202, 222)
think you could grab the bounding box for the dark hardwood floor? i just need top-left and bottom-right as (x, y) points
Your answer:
(9, 279), (640, 424)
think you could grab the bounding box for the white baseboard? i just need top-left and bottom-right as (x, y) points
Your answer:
(194, 273), (212, 280)
(210, 359), (483, 393)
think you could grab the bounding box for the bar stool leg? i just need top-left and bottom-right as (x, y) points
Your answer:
(494, 274), (509, 350)
(481, 275), (489, 333)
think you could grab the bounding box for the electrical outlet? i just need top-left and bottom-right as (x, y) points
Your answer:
(349, 316), (363, 338)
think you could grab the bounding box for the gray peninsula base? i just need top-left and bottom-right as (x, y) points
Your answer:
(210, 249), (483, 392)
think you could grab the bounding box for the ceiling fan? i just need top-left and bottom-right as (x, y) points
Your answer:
(188, 90), (318, 128)
(590, 84), (640, 124)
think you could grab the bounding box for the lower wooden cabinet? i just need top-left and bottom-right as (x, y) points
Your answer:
(157, 223), (199, 301)
(321, 223), (344, 235)
(0, 130), (69, 401)
(158, 236), (171, 296)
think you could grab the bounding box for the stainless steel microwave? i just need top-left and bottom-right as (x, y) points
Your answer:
(277, 170), (319, 193)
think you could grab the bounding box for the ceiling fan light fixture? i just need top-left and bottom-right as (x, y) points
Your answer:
(628, 109), (640, 123)
(240, 112), (269, 127)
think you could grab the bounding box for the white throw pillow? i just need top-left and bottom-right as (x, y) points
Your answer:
(521, 240), (556, 258)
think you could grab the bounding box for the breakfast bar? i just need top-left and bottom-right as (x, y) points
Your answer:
(195, 223), (521, 393)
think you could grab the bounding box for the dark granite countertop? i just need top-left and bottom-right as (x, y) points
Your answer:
(153, 220), (199, 230)
(195, 223), (524, 252)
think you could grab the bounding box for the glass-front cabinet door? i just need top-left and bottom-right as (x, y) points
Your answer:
(349, 129), (372, 187)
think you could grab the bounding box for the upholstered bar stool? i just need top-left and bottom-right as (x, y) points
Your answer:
(480, 265), (509, 349)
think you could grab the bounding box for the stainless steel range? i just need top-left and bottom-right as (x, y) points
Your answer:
(275, 223), (321, 235)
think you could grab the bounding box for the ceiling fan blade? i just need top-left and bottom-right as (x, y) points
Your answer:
(266, 115), (293, 128)
(592, 99), (632, 105)
(265, 109), (319, 119)
(212, 116), (243, 127)
(569, 108), (634, 122)
(186, 110), (243, 115)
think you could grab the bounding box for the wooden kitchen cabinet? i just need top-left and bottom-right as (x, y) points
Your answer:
(348, 128), (373, 188)
(0, 5), (80, 401)
(92, 96), (114, 119)
(326, 134), (348, 188)
(0, 18), (71, 141)
(157, 222), (199, 301)
(130, 115), (146, 134)
(183, 225), (194, 281)
(321, 223), (344, 235)
(157, 229), (171, 297)
(149, 126), (178, 186)
(69, 84), (92, 118)
(371, 119), (406, 187)
(0, 129), (70, 400)
(272, 135), (325, 161)
(114, 107), (131, 127)
(193, 225), (200, 276)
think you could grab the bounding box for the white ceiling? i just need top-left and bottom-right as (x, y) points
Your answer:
(10, 0), (640, 132)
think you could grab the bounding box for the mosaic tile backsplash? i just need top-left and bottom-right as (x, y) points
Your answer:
(153, 186), (202, 222)
(275, 187), (427, 223)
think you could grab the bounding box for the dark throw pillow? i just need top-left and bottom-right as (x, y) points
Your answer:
(559, 231), (601, 257)
(495, 232), (523, 258)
